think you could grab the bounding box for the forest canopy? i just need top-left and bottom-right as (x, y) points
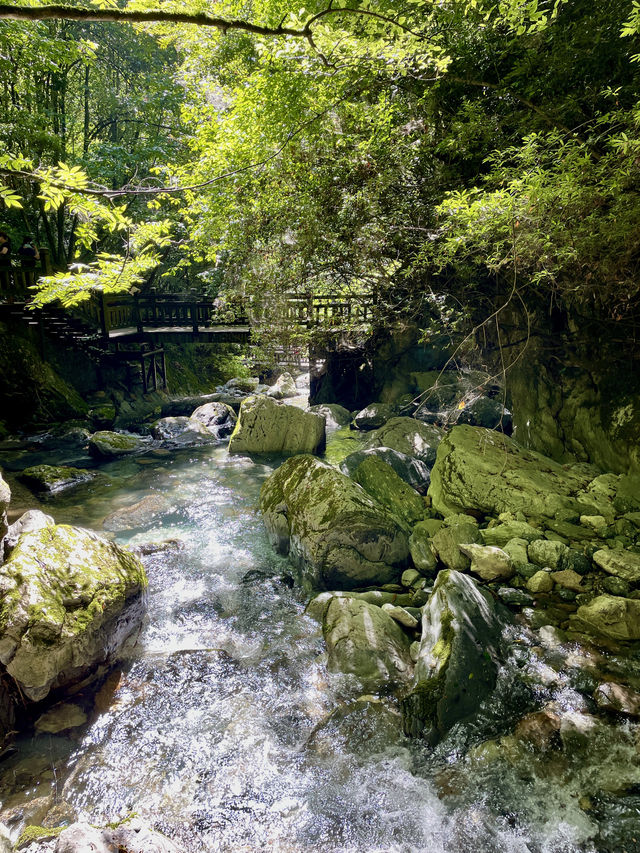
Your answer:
(0, 0), (639, 325)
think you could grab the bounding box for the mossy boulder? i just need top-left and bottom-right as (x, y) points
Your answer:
(364, 417), (444, 467)
(0, 524), (147, 702)
(322, 595), (413, 690)
(190, 401), (237, 439)
(409, 523), (439, 574)
(592, 549), (640, 584)
(431, 520), (481, 571)
(429, 425), (604, 520)
(18, 465), (96, 494)
(402, 570), (510, 741)
(306, 403), (352, 429)
(88, 430), (145, 459)
(229, 395), (325, 455)
(3, 509), (54, 558)
(570, 594), (640, 641)
(351, 456), (425, 528)
(353, 402), (394, 431)
(481, 521), (543, 547)
(259, 455), (409, 589)
(459, 543), (514, 581)
(0, 471), (9, 543)
(340, 446), (431, 492)
(150, 416), (216, 446)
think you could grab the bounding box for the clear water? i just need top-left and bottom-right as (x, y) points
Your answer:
(1, 437), (639, 852)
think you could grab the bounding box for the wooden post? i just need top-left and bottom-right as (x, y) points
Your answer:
(99, 291), (109, 339)
(190, 293), (198, 334)
(39, 247), (53, 276)
(135, 293), (143, 334)
(141, 351), (148, 394)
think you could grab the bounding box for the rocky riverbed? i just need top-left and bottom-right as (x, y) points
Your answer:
(0, 375), (639, 851)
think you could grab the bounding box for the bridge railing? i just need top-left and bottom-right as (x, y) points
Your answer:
(281, 291), (376, 328)
(82, 291), (249, 337)
(79, 288), (374, 337)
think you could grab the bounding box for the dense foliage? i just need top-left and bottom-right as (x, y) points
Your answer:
(0, 0), (639, 329)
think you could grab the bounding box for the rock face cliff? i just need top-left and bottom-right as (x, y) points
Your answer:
(503, 309), (640, 473)
(311, 305), (640, 473)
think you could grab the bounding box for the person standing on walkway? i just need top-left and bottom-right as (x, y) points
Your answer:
(0, 232), (12, 300)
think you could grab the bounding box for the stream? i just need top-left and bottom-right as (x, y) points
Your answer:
(0, 430), (639, 852)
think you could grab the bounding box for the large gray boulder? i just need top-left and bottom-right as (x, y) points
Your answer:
(322, 595), (413, 690)
(229, 395), (325, 455)
(402, 570), (510, 742)
(0, 524), (146, 702)
(259, 455), (409, 589)
(0, 472), (9, 543)
(365, 417), (444, 467)
(150, 416), (215, 446)
(429, 425), (606, 520)
(340, 446), (431, 492)
(191, 401), (237, 438)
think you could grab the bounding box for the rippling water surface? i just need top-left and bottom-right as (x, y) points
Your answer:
(0, 437), (638, 851)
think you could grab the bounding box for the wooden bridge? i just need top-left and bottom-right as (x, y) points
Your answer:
(1, 286), (375, 394)
(88, 290), (375, 344)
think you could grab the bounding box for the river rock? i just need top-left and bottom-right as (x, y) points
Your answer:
(340, 446), (431, 492)
(528, 539), (569, 570)
(259, 455), (409, 589)
(408, 523), (439, 573)
(0, 472), (10, 543)
(571, 594), (640, 641)
(431, 520), (481, 571)
(551, 569), (584, 592)
(353, 403), (394, 431)
(429, 425), (603, 520)
(594, 682), (640, 716)
(364, 417), (444, 467)
(190, 401), (237, 439)
(527, 570), (554, 594)
(307, 403), (352, 429)
(381, 602), (419, 629)
(592, 548), (640, 584)
(481, 521), (543, 547)
(456, 395), (512, 432)
(402, 570), (510, 741)
(88, 430), (144, 459)
(0, 524), (147, 702)
(351, 456), (425, 528)
(103, 494), (168, 532)
(161, 393), (223, 418)
(18, 465), (95, 494)
(322, 596), (413, 690)
(150, 416), (215, 446)
(459, 544), (514, 581)
(229, 396), (325, 455)
(266, 371), (298, 400)
(45, 818), (184, 853)
(3, 510), (54, 559)
(35, 702), (87, 734)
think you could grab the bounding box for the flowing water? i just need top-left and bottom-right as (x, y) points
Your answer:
(0, 433), (639, 852)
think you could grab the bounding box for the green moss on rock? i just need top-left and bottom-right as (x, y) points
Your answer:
(0, 524), (147, 702)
